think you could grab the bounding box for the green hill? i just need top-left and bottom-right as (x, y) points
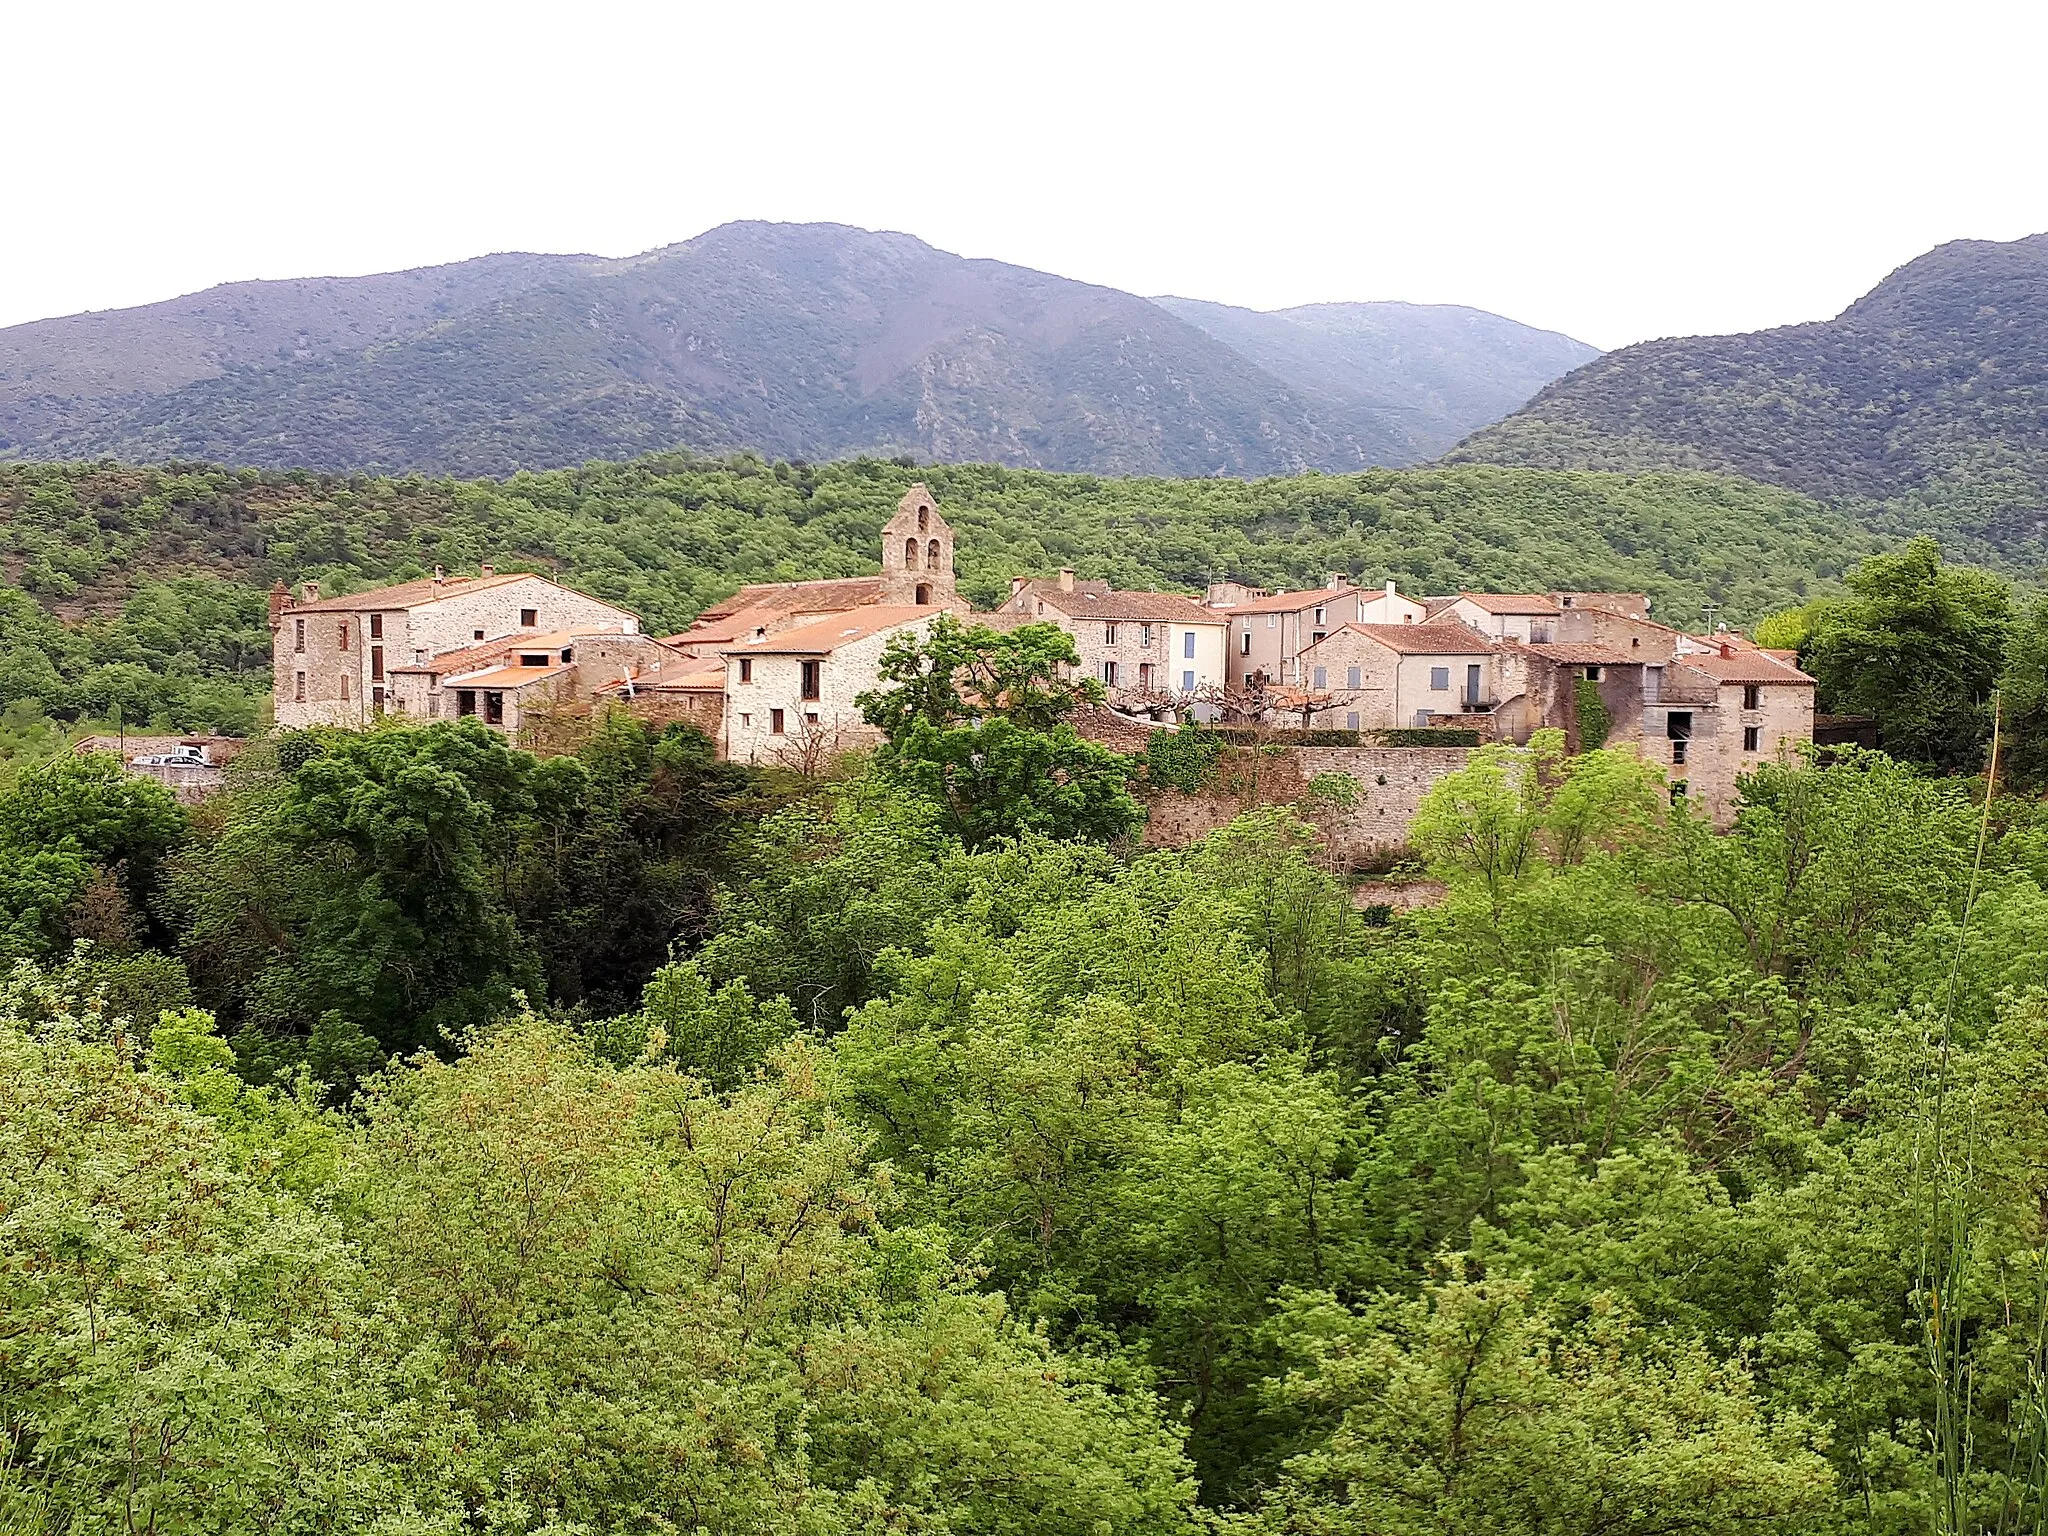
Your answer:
(0, 224), (1595, 479)
(1452, 232), (2048, 551)
(0, 453), (1883, 749)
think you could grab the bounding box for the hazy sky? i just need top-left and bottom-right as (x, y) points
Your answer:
(9, 0), (2046, 350)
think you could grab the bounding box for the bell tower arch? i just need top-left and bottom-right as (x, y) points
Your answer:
(881, 483), (957, 608)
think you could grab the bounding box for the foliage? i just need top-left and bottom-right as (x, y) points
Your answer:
(1802, 536), (2011, 772)
(859, 614), (1142, 847)
(1146, 721), (1226, 793)
(1572, 675), (1610, 749)
(0, 752), (184, 960)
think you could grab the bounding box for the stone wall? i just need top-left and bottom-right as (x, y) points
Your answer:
(1142, 742), (1474, 867)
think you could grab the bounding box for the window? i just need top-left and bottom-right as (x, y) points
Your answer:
(1347, 666), (1362, 689)
(1140, 624), (1154, 648)
(738, 658), (752, 683)
(340, 674), (350, 702)
(1138, 662), (1154, 690)
(337, 622), (349, 651)
(1742, 684), (1762, 709)
(1102, 659), (1119, 686)
(520, 608), (538, 628)
(806, 711), (819, 725)
(1346, 711), (1360, 730)
(771, 708), (786, 735)
(484, 690), (503, 725)
(1672, 739), (1689, 765)
(1583, 665), (1602, 681)
(1670, 780), (1688, 803)
(1744, 726), (1762, 752)
(917, 507), (928, 532)
(473, 629), (485, 641)
(457, 690), (477, 717)
(1313, 607), (1326, 625)
(915, 584), (931, 604)
(905, 538), (919, 568)
(1181, 669), (1195, 692)
(1104, 623), (1118, 645)
(1561, 595), (1575, 608)
(1240, 632), (1251, 656)
(1429, 666), (1450, 691)
(1530, 622), (1554, 644)
(369, 613), (383, 639)
(739, 712), (752, 728)
(927, 539), (941, 570)
(1311, 631), (1326, 646)
(560, 648), (573, 663)
(294, 618), (305, 654)
(1183, 631), (1196, 659)
(800, 659), (821, 701)
(1266, 615), (1276, 629)
(294, 671), (306, 702)
(372, 686), (385, 714)
(519, 653), (548, 668)
(1312, 665), (1327, 689)
(371, 646), (385, 681)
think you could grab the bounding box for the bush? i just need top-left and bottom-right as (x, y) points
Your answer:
(1146, 723), (1226, 793)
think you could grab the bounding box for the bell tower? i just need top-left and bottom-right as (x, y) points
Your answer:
(880, 483), (957, 608)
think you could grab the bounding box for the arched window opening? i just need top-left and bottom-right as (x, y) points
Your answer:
(927, 538), (942, 570)
(915, 583), (932, 605)
(904, 538), (919, 569)
(917, 507), (929, 532)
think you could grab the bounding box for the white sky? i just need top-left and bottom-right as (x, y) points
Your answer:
(7, 0), (2046, 350)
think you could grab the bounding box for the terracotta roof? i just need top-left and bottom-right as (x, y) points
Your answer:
(1227, 584), (1355, 615)
(389, 627), (646, 675)
(691, 576), (886, 625)
(1034, 587), (1223, 624)
(1324, 621), (1497, 657)
(445, 663), (573, 689)
(1521, 642), (1642, 666)
(1678, 650), (1816, 686)
(285, 572), (541, 613)
(1007, 577), (1113, 605)
(739, 606), (939, 655)
(599, 665), (725, 695)
(1455, 593), (1563, 616)
(969, 611), (1053, 632)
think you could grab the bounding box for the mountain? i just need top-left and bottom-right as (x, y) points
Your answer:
(1452, 233), (2048, 547)
(1154, 297), (1598, 462)
(0, 223), (1595, 479)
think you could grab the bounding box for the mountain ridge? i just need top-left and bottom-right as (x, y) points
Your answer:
(0, 222), (1596, 479)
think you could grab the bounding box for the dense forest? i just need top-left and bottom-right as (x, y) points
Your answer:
(12, 594), (2048, 1533)
(0, 452), (1886, 754)
(1454, 233), (2048, 553)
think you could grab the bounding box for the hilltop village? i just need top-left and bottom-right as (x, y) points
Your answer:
(267, 484), (1816, 825)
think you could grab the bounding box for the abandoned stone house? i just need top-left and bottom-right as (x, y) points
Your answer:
(995, 572), (1229, 703)
(269, 568), (646, 730)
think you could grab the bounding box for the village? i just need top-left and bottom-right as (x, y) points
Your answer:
(255, 484), (1818, 832)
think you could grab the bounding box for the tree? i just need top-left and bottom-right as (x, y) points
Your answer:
(1801, 536), (2010, 772)
(859, 615), (1143, 847)
(0, 752), (184, 960)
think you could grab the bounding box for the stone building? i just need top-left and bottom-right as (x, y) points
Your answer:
(721, 606), (939, 765)
(996, 573), (1228, 703)
(271, 569), (639, 729)
(383, 629), (691, 733)
(1211, 577), (1428, 691)
(1432, 593), (1563, 643)
(1647, 644), (1817, 825)
(1289, 622), (1502, 729)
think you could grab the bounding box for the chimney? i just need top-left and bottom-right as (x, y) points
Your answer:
(1384, 579), (1397, 600)
(432, 564), (445, 586)
(267, 580), (289, 631)
(1721, 641), (1734, 659)
(1058, 568), (1075, 592)
(480, 562), (495, 578)
(1011, 575), (1027, 597)
(301, 580), (320, 602)
(1328, 572), (1350, 590)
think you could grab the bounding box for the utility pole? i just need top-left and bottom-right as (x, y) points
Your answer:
(1699, 598), (1723, 635)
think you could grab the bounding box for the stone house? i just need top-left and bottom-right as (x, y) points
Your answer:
(1434, 593), (1563, 643)
(383, 629), (690, 734)
(1646, 645), (1817, 826)
(996, 573), (1228, 703)
(1495, 642), (1650, 750)
(722, 606), (939, 765)
(271, 569), (639, 729)
(1211, 577), (1429, 691)
(1289, 621), (1502, 729)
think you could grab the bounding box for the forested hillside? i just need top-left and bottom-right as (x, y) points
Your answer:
(0, 454), (1883, 747)
(0, 223), (1596, 477)
(1454, 232), (2048, 550)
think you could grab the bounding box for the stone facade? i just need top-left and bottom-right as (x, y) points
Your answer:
(879, 484), (958, 608)
(1645, 657), (1817, 827)
(998, 574), (1228, 703)
(1290, 623), (1500, 729)
(1143, 742), (1477, 867)
(1439, 594), (1562, 644)
(1213, 579), (1427, 691)
(722, 608), (936, 766)
(273, 572), (638, 730)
